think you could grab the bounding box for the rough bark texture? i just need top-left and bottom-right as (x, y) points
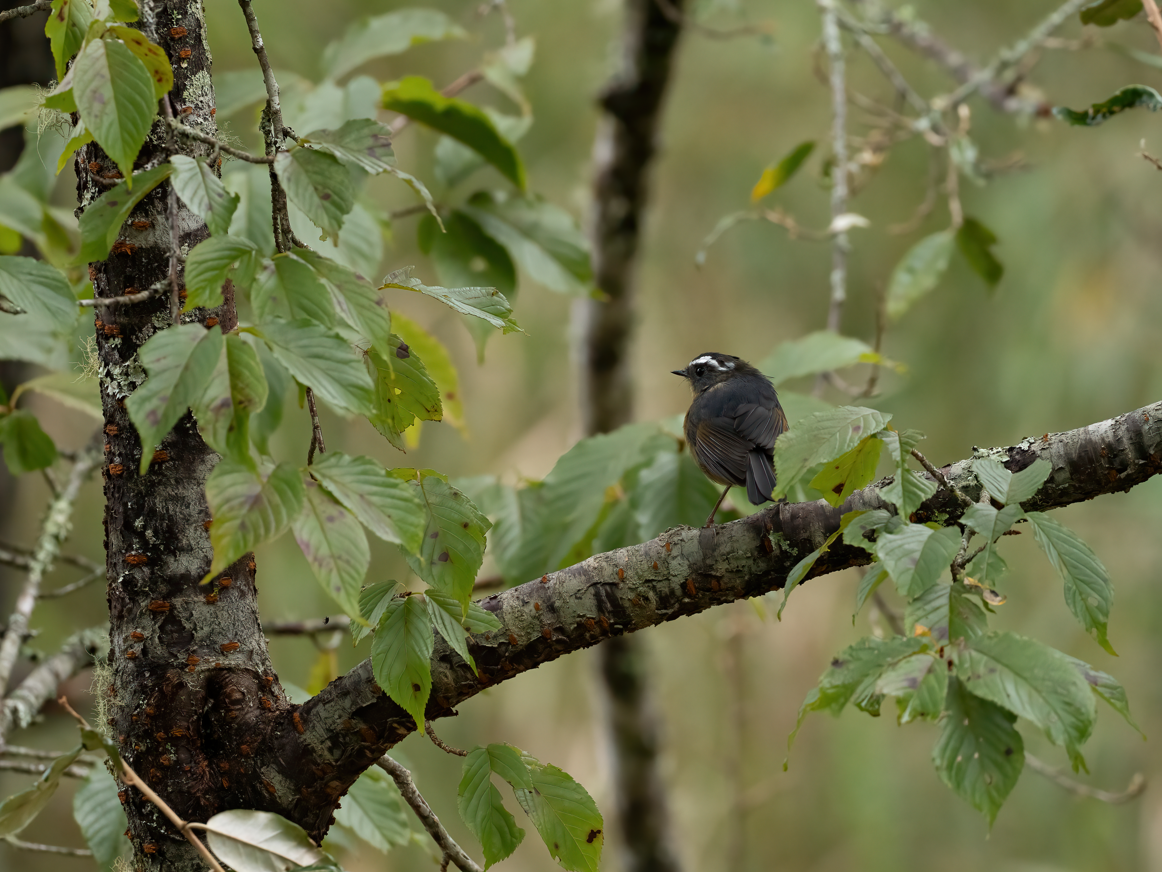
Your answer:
(581, 0), (685, 869)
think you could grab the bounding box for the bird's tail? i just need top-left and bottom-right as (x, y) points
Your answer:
(746, 450), (776, 505)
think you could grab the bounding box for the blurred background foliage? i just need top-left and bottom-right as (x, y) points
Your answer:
(5, 0), (1162, 870)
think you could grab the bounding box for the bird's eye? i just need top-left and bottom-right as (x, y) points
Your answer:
(694, 366), (705, 376)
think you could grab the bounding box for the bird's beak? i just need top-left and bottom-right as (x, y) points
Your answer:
(671, 369), (686, 377)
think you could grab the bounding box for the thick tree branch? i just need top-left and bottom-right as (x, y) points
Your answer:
(0, 0), (49, 25)
(284, 400), (1162, 837)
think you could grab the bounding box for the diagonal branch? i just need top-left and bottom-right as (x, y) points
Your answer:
(0, 0), (50, 25)
(1, 628), (107, 738)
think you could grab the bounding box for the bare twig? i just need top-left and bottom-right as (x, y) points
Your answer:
(85, 164), (121, 187)
(305, 388), (325, 465)
(1025, 753), (1147, 804)
(376, 756), (483, 872)
(168, 120), (274, 164)
(4, 837), (92, 856)
(78, 285), (159, 308)
(1142, 147), (1162, 172)
(0, 441), (101, 744)
(910, 447), (972, 507)
(652, 0), (771, 41)
(425, 721), (468, 757)
(389, 203), (437, 221)
(37, 568), (104, 599)
(0, 758), (93, 778)
(1141, 0), (1162, 54)
(0, 0), (51, 24)
(263, 616), (350, 636)
(819, 0), (850, 337)
(871, 588), (904, 636)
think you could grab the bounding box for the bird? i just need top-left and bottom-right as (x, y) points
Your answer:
(672, 352), (788, 527)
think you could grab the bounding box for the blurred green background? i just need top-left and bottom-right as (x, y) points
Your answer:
(5, 1), (1162, 870)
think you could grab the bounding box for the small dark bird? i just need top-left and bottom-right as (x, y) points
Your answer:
(672, 352), (788, 526)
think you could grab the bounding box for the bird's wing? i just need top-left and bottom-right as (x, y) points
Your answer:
(692, 417), (751, 487)
(732, 399), (788, 453)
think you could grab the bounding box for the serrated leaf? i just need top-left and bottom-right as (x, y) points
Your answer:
(392, 313), (464, 432)
(904, 582), (988, 644)
(381, 265), (521, 334)
(367, 338), (442, 449)
(73, 37), (157, 181)
(751, 140), (814, 202)
(205, 459), (305, 579)
(954, 631), (1097, 768)
(853, 562), (889, 620)
(758, 330), (888, 387)
(513, 761), (603, 872)
(932, 676), (1023, 825)
(293, 479), (370, 618)
(876, 524), (960, 598)
(76, 164), (172, 264)
(353, 581), (401, 645)
(810, 434), (884, 507)
(106, 25), (171, 99)
(425, 593), (476, 672)
(193, 333), (267, 457)
(46, 0), (93, 79)
(302, 118), (395, 174)
(843, 508), (894, 552)
(885, 230), (954, 321)
(170, 155), (239, 236)
(0, 744), (83, 836)
(425, 588), (502, 634)
(184, 234), (262, 310)
(74, 764), (130, 871)
(323, 9), (467, 80)
(204, 809), (335, 872)
(292, 248), (390, 354)
(779, 510), (863, 619)
(1079, 0), (1142, 25)
(1062, 654), (1143, 736)
(1054, 84), (1162, 126)
(0, 409), (57, 475)
(334, 766), (410, 853)
(434, 111), (531, 190)
(223, 166), (276, 255)
(371, 595), (434, 729)
(962, 502), (1024, 588)
(310, 452), (425, 551)
(0, 255), (77, 332)
(956, 216), (1003, 289)
(403, 470), (490, 610)
(258, 317), (375, 417)
(773, 406), (891, 500)
(460, 191), (590, 294)
(1026, 511), (1115, 655)
(630, 447), (721, 537)
(57, 118), (95, 174)
(459, 745), (528, 868)
(251, 252), (336, 327)
(274, 147), (355, 238)
(878, 429), (937, 517)
(973, 457), (1051, 506)
(876, 653), (947, 724)
(383, 76), (525, 189)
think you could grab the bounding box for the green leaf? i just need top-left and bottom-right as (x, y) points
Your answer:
(251, 252), (336, 327)
(383, 76), (525, 189)
(932, 676), (1023, 825)
(57, 118), (95, 174)
(878, 429), (936, 517)
(1054, 84), (1162, 125)
(459, 745), (528, 869)
(0, 256), (77, 332)
(425, 593), (476, 672)
(1026, 511), (1116, 655)
(74, 764), (130, 872)
(371, 594), (434, 729)
(76, 164), (172, 264)
(876, 653), (947, 724)
(0, 744), (83, 836)
(382, 265), (522, 334)
(461, 191), (591, 294)
(170, 155), (239, 237)
(954, 631), (1097, 769)
(287, 248), (390, 352)
(780, 510), (868, 619)
(274, 147), (355, 238)
(1080, 0), (1142, 26)
(630, 447), (721, 537)
(853, 562), (889, 620)
(961, 503), (1024, 587)
(301, 118), (395, 174)
(46, 0), (93, 79)
(223, 166), (276, 255)
(481, 37), (535, 114)
(106, 25), (171, 100)
(751, 140), (814, 202)
(392, 313), (464, 433)
(367, 338), (442, 449)
(513, 761), (603, 872)
(810, 434), (884, 507)
(472, 481), (552, 585)
(843, 510), (894, 552)
(435, 111), (531, 190)
(904, 582), (987, 643)
(0, 86), (40, 133)
(94, 0), (139, 22)
(183, 234), (262, 311)
(192, 333), (268, 458)
(333, 766), (410, 853)
(257, 317), (375, 417)
(1062, 654), (1143, 737)
(402, 470), (491, 610)
(885, 230), (954, 321)
(876, 524), (960, 598)
(956, 216), (1003, 289)
(205, 459), (306, 579)
(426, 588), (503, 634)
(773, 406), (891, 500)
(73, 37), (157, 181)
(972, 457), (1051, 505)
(309, 452), (425, 551)
(14, 370), (102, 420)
(353, 581), (401, 645)
(293, 479), (370, 618)
(126, 324), (223, 473)
(758, 330), (887, 387)
(323, 9), (467, 81)
(0, 409), (57, 475)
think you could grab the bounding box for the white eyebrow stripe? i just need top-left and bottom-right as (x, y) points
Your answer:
(689, 355), (725, 370)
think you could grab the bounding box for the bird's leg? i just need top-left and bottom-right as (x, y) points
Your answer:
(704, 484), (732, 527)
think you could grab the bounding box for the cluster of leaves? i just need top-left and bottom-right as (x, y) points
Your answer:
(774, 410), (1134, 823)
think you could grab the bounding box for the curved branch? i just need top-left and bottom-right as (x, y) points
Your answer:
(280, 400), (1162, 837)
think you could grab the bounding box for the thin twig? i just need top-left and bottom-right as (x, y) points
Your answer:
(910, 447), (973, 507)
(4, 837), (92, 856)
(85, 164), (121, 187)
(168, 120), (274, 164)
(1141, 0), (1162, 54)
(859, 284), (887, 398)
(871, 589), (904, 636)
(425, 721), (468, 757)
(819, 0), (850, 336)
(37, 567), (104, 599)
(1025, 753), (1147, 804)
(0, 441), (101, 744)
(0, 758), (93, 778)
(306, 388), (325, 465)
(389, 71), (485, 136)
(389, 203), (436, 221)
(376, 756), (483, 872)
(263, 616), (350, 636)
(0, 0), (51, 24)
(1142, 148), (1162, 172)
(652, 0), (772, 41)
(78, 285), (159, 308)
